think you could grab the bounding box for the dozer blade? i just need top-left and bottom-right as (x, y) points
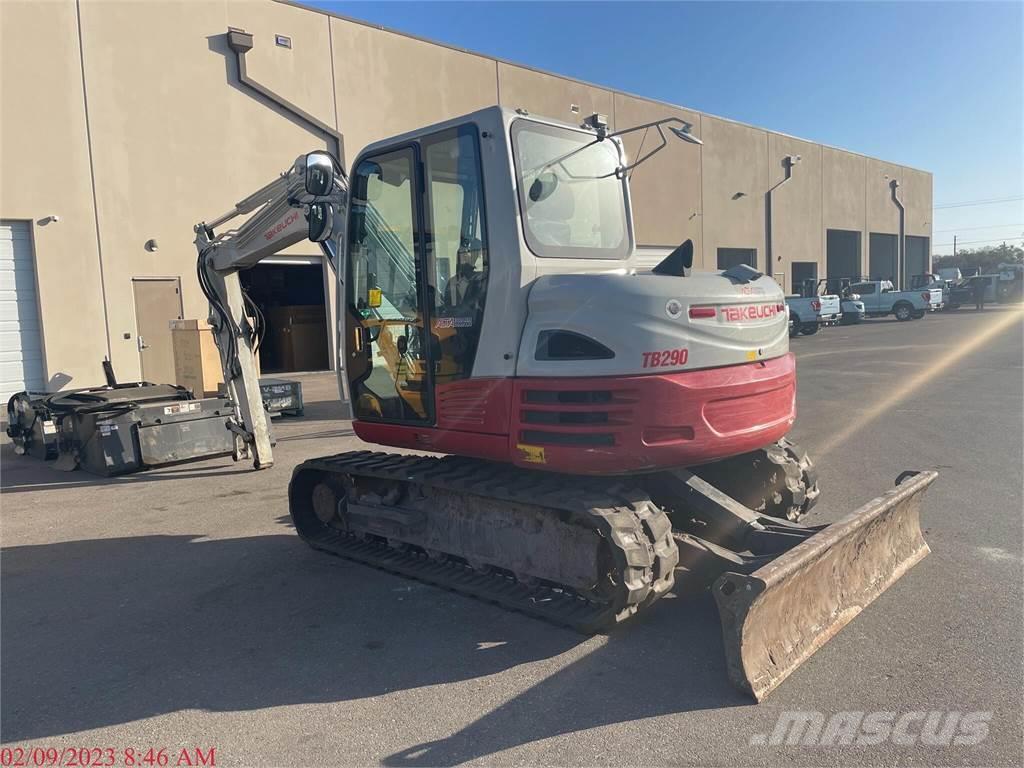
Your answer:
(713, 470), (936, 702)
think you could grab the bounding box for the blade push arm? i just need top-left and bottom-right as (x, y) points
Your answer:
(193, 152), (346, 469)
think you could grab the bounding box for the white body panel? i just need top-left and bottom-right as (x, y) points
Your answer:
(349, 106), (790, 382)
(517, 271), (788, 377)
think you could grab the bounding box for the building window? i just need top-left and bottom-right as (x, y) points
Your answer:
(716, 248), (757, 270)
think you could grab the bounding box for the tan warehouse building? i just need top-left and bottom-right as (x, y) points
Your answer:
(0, 0), (932, 400)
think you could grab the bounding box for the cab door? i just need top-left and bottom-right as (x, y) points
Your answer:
(346, 146), (434, 423)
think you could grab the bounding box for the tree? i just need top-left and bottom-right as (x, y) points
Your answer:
(933, 242), (1024, 273)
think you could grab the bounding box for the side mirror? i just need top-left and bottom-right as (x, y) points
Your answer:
(305, 151), (335, 196)
(307, 202), (334, 242)
(528, 172), (559, 203)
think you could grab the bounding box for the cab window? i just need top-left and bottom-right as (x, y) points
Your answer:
(511, 119), (628, 259)
(423, 125), (489, 384)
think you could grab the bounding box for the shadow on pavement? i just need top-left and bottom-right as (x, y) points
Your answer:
(381, 593), (746, 766)
(1, 532), (745, 755)
(0, 419), (355, 492)
(289, 400), (349, 422)
(0, 443), (248, 493)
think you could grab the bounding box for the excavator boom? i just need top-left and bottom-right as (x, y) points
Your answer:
(192, 153), (347, 468)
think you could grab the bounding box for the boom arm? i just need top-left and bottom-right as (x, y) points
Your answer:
(193, 152), (347, 469)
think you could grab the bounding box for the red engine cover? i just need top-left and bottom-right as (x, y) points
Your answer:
(353, 353), (796, 475)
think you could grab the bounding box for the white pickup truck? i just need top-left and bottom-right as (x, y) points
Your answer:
(786, 292), (842, 337)
(909, 274), (948, 311)
(851, 280), (939, 320)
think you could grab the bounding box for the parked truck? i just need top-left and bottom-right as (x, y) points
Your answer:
(908, 274), (946, 311)
(997, 263), (1023, 303)
(850, 280), (938, 320)
(786, 291), (841, 337)
(816, 277), (866, 324)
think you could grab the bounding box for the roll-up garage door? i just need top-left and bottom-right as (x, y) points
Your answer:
(0, 221), (45, 403)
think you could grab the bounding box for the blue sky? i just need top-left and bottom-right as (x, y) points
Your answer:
(315, 1), (1023, 255)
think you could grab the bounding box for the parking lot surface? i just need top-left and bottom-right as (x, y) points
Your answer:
(2, 308), (1022, 767)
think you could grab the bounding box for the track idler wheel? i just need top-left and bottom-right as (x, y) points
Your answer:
(693, 438), (820, 522)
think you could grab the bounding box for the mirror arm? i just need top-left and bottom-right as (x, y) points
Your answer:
(614, 125), (670, 178)
(606, 116), (695, 142)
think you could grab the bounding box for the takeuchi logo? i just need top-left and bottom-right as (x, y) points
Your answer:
(721, 303), (781, 322)
(265, 211), (300, 241)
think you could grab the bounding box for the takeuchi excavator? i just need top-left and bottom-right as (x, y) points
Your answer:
(194, 105), (935, 701)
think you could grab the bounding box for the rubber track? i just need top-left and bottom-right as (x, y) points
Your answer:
(289, 451), (677, 634)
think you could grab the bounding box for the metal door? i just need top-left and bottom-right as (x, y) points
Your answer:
(0, 221), (45, 401)
(132, 278), (182, 383)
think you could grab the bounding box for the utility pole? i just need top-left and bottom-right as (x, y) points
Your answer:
(952, 235), (957, 259)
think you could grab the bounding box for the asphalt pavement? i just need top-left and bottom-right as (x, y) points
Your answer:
(2, 307), (1021, 766)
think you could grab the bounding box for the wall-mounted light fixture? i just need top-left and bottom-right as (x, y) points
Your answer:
(144, 239), (159, 252)
(275, 34), (292, 49)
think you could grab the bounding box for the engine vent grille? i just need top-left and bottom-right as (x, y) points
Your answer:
(517, 387), (638, 449)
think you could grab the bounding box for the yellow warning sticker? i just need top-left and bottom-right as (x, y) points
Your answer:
(517, 443), (546, 464)
(746, 349), (758, 361)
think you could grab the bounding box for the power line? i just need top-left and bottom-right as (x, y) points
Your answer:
(933, 223), (1024, 233)
(933, 195), (1024, 210)
(933, 236), (1024, 247)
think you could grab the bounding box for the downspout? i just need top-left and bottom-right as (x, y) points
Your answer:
(226, 29), (345, 168)
(765, 154), (800, 282)
(890, 179), (905, 289)
(225, 28), (348, 406)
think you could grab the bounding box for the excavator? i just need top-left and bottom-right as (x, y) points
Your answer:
(194, 104), (935, 701)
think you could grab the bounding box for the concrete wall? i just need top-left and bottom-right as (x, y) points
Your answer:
(700, 117), (769, 272)
(0, 1), (108, 388)
(331, 18), (498, 164)
(769, 134), (822, 292)
(822, 148), (868, 274)
(866, 159), (903, 238)
(497, 63), (614, 127)
(0, 0), (932, 390)
(612, 95), (703, 257)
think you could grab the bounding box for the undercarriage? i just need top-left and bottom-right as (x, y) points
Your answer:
(289, 440), (821, 631)
(289, 442), (935, 699)
(289, 451), (678, 633)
